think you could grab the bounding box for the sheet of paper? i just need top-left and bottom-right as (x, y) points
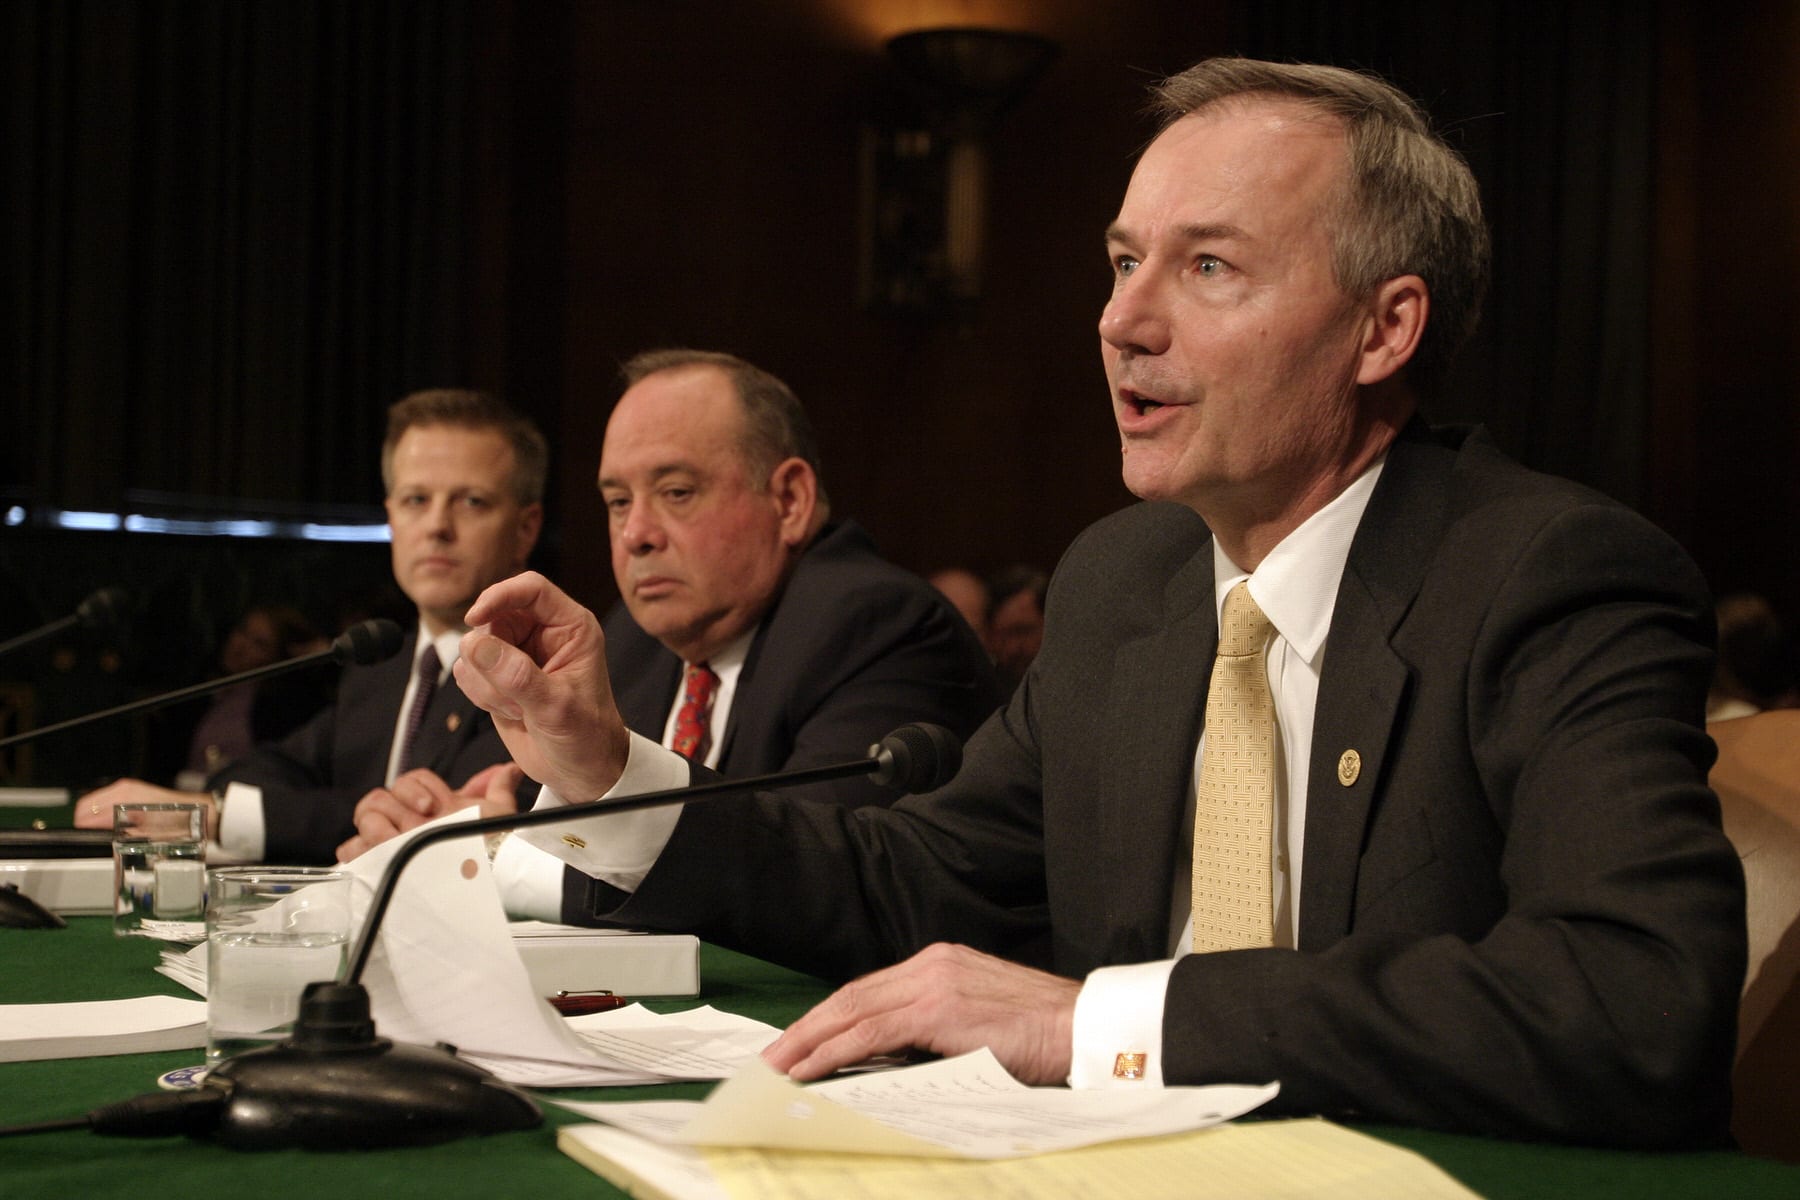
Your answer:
(704, 1118), (1482, 1200)
(338, 811), (600, 1067)
(459, 1004), (780, 1087)
(561, 1048), (1278, 1159)
(558, 1117), (1483, 1200)
(508, 920), (652, 939)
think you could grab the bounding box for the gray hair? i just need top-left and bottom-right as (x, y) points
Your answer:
(1151, 58), (1490, 397)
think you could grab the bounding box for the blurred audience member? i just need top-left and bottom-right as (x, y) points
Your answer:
(987, 564), (1048, 691)
(1709, 592), (1800, 721)
(929, 567), (992, 645)
(170, 604), (330, 788)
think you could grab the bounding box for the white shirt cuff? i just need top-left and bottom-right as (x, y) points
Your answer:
(512, 731), (690, 893)
(491, 833), (570, 921)
(215, 781), (266, 862)
(1068, 958), (1178, 1088)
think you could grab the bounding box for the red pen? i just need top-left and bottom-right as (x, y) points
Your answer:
(547, 989), (630, 1016)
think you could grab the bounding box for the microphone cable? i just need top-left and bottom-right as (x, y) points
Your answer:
(0, 1088), (223, 1139)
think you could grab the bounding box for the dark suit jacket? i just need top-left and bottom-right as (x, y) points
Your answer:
(596, 424), (1746, 1148)
(564, 519), (1003, 919)
(212, 630), (514, 864)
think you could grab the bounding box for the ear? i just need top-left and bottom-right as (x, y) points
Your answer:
(766, 458), (819, 548)
(1355, 274), (1428, 387)
(513, 503), (544, 565)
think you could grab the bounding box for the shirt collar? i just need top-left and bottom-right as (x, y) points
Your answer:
(689, 626), (755, 691)
(416, 624), (464, 676)
(1211, 456), (1386, 666)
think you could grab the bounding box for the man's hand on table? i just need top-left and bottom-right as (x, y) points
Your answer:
(763, 942), (1079, 1085)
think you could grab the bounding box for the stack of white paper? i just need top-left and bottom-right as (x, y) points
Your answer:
(0, 996), (207, 1062)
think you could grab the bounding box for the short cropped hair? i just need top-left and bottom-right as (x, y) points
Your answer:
(381, 389), (548, 506)
(1150, 58), (1490, 398)
(620, 349), (831, 513)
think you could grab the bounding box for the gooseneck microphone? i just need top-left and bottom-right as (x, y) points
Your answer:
(0, 618), (405, 751)
(6, 724), (964, 1151)
(0, 586), (129, 661)
(343, 720), (960, 982)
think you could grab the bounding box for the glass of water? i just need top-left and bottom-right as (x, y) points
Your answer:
(112, 803), (206, 940)
(204, 866), (352, 1064)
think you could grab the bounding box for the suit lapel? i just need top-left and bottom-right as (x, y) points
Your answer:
(1094, 539), (1216, 961)
(614, 647), (684, 744)
(337, 631), (417, 769)
(1298, 424), (1451, 950)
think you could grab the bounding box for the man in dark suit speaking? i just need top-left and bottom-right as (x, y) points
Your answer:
(344, 349), (1001, 916)
(451, 61), (1745, 1147)
(80, 390), (544, 864)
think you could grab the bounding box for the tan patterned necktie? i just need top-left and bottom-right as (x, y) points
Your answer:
(1192, 581), (1278, 952)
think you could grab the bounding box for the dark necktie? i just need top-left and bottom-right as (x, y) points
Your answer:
(397, 644), (441, 775)
(670, 662), (720, 763)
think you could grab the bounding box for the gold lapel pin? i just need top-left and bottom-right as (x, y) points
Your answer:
(445, 713), (461, 733)
(561, 833), (587, 850)
(1337, 749), (1361, 787)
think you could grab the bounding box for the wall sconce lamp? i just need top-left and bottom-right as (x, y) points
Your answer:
(859, 27), (1059, 317)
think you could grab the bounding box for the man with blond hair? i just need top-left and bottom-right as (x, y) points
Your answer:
(81, 389), (544, 863)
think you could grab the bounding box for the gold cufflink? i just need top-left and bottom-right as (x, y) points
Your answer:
(446, 713), (462, 732)
(1112, 1052), (1147, 1080)
(561, 834), (587, 849)
(1337, 749), (1361, 786)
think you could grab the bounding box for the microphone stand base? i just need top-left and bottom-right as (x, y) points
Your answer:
(201, 982), (542, 1150)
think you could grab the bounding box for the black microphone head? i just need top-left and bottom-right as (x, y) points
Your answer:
(868, 723), (962, 794)
(75, 587), (129, 631)
(331, 618), (405, 666)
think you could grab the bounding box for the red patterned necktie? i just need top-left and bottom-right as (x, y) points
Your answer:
(670, 662), (720, 762)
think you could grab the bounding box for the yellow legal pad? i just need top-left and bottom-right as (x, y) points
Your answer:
(558, 1117), (1484, 1200)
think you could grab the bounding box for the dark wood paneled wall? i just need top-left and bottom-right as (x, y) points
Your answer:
(462, 1), (1231, 612)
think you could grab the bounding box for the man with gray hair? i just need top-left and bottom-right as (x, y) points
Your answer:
(454, 61), (1743, 1146)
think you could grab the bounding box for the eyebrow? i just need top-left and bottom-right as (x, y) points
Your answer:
(1103, 221), (1249, 247)
(597, 463), (698, 491)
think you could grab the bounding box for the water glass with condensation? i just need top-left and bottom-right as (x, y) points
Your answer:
(112, 803), (206, 940)
(205, 866), (352, 1064)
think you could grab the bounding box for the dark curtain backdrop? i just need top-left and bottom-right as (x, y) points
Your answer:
(2, 0), (469, 512)
(1239, 1), (1657, 509)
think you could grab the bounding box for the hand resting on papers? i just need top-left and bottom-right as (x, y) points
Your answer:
(763, 942), (1081, 1085)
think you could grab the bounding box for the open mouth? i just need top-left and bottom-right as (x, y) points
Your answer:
(1122, 388), (1166, 417)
